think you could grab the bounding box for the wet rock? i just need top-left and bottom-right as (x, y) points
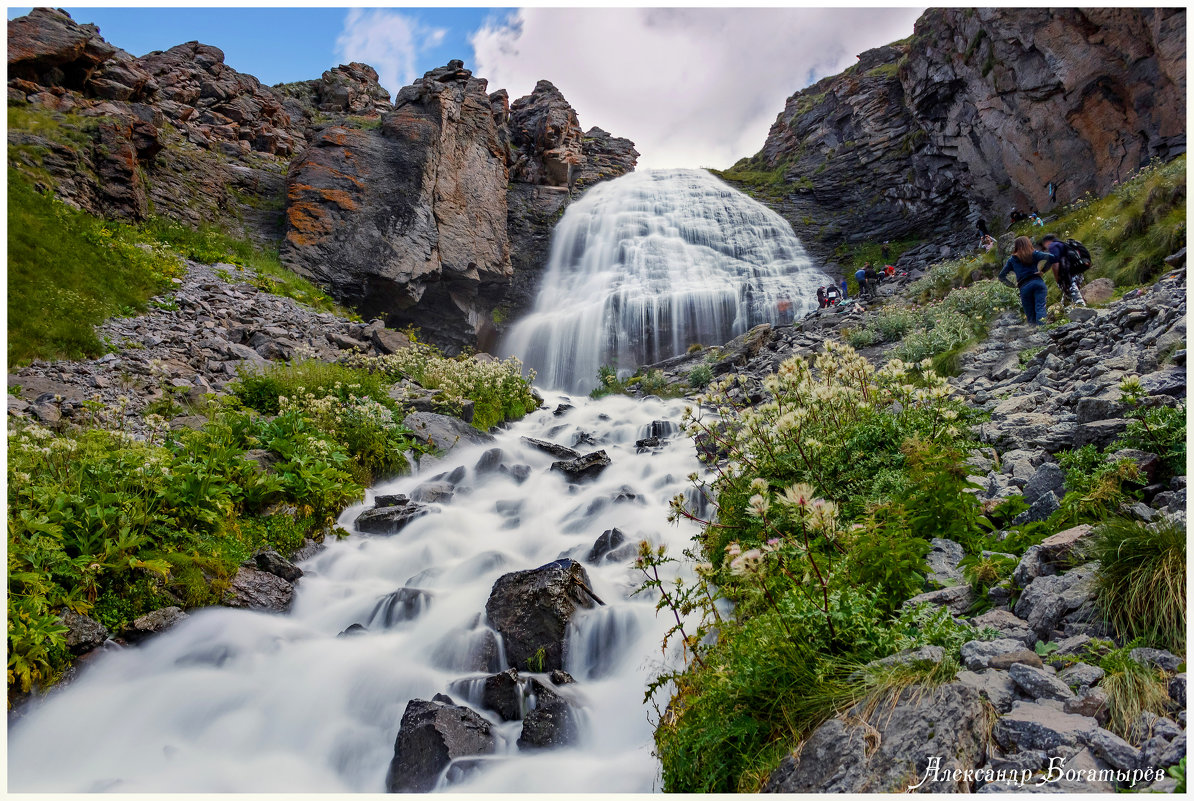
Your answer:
(410, 481), (455, 505)
(549, 670), (575, 686)
(550, 450), (611, 483)
(517, 679), (580, 750)
(1009, 663), (1075, 702)
(355, 499), (436, 535)
(290, 538), (326, 562)
(404, 412), (494, 453)
(59, 609), (109, 655)
(253, 550), (303, 582)
(374, 493), (409, 508)
(485, 559), (598, 672)
(385, 697), (496, 793)
(474, 447), (504, 474)
(121, 606), (187, 643)
(337, 623), (368, 637)
(482, 668), (524, 721)
(500, 463), (532, 484)
(367, 588), (433, 628)
(222, 566), (293, 612)
(585, 527), (631, 565)
(553, 403), (574, 416)
(762, 683), (987, 792)
(520, 436), (580, 460)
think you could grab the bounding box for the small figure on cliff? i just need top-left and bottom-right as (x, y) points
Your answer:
(1009, 208), (1028, 225)
(1029, 210), (1045, 227)
(881, 241), (891, 261)
(855, 265), (868, 297)
(1038, 233), (1086, 307)
(976, 218), (990, 239)
(824, 284), (841, 307)
(981, 234), (996, 252)
(999, 235), (1058, 326)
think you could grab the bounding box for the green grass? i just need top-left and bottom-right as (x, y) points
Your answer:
(1089, 517), (1186, 654)
(7, 174), (182, 365)
(707, 154), (799, 201)
(1096, 642), (1175, 744)
(7, 172), (354, 366)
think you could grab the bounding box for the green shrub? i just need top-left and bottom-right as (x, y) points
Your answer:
(689, 364), (713, 389)
(1097, 641), (1175, 744)
(1089, 518), (1185, 653)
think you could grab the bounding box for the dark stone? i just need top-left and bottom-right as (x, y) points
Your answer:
(59, 609), (109, 655)
(121, 606), (187, 643)
(385, 697), (496, 793)
(482, 667), (524, 721)
(484, 559), (597, 672)
(585, 528), (626, 564)
(222, 566), (293, 612)
(553, 403), (574, 416)
(520, 436), (580, 460)
(337, 623), (368, 638)
(474, 447), (504, 474)
(517, 679), (580, 750)
(355, 500), (437, 535)
(500, 463), (532, 484)
(550, 450), (611, 482)
(403, 412), (495, 453)
(253, 549), (303, 582)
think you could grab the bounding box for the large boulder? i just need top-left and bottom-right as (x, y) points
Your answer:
(1013, 564), (1098, 640)
(222, 566), (294, 612)
(550, 450), (612, 482)
(385, 696), (496, 792)
(485, 559), (598, 672)
(404, 412), (495, 452)
(763, 683), (987, 792)
(355, 498), (437, 535)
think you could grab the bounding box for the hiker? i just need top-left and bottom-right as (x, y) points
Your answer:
(863, 264), (881, 298)
(881, 241), (891, 261)
(976, 218), (990, 239)
(824, 284), (841, 306)
(816, 286), (827, 308)
(777, 295), (793, 323)
(884, 263), (895, 278)
(981, 234), (996, 252)
(840, 277), (849, 299)
(1039, 233), (1086, 306)
(999, 235), (1058, 326)
(1030, 210), (1044, 227)
(855, 265), (868, 298)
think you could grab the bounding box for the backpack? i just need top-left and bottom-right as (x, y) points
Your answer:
(1062, 239), (1093, 274)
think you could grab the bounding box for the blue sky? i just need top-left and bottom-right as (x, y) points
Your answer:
(7, 7), (924, 168)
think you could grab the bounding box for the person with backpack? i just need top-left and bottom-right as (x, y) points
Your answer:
(824, 284), (841, 306)
(816, 286), (827, 309)
(999, 235), (1058, 326)
(855, 265), (869, 298)
(840, 277), (849, 300)
(1039, 233), (1088, 306)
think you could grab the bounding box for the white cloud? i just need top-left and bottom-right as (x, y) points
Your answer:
(470, 8), (925, 168)
(335, 8), (446, 99)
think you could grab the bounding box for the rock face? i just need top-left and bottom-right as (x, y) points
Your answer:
(386, 697), (496, 793)
(485, 559), (598, 672)
(280, 63), (637, 353)
(736, 8), (1185, 250)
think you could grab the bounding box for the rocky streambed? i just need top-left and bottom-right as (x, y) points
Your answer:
(7, 390), (704, 792)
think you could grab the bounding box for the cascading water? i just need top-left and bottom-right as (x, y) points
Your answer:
(7, 394), (703, 793)
(503, 168), (830, 392)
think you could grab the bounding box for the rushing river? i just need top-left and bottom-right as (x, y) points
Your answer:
(503, 168), (828, 393)
(8, 393), (704, 792)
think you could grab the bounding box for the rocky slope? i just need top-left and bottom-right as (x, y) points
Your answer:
(732, 7), (1185, 253)
(647, 245), (1187, 792)
(7, 8), (637, 354)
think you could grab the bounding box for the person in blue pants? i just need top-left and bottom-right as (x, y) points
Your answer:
(840, 277), (849, 299)
(998, 236), (1058, 325)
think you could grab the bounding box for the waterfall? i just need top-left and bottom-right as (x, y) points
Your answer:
(8, 393), (702, 793)
(503, 168), (829, 393)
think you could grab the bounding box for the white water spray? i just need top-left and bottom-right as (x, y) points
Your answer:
(8, 394), (702, 793)
(503, 168), (829, 393)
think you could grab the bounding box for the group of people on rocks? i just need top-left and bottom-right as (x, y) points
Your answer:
(815, 259), (898, 309)
(999, 233), (1086, 325)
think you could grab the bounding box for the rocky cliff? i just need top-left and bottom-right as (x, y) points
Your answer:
(7, 9), (637, 354)
(735, 7), (1185, 252)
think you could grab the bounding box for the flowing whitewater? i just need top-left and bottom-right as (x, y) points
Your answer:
(503, 168), (829, 393)
(8, 394), (703, 793)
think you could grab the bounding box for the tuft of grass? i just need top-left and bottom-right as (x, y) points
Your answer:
(1089, 517), (1185, 653)
(707, 154), (800, 201)
(1097, 642), (1175, 744)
